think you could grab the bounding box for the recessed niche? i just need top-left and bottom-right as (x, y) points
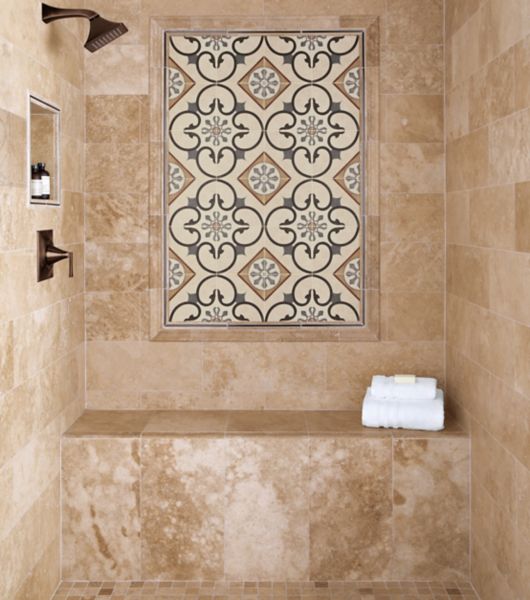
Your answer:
(28, 94), (61, 206)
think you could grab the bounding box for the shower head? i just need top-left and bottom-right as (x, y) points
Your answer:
(41, 3), (128, 52)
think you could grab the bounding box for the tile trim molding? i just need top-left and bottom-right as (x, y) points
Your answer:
(147, 16), (381, 341)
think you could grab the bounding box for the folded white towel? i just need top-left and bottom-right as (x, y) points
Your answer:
(371, 375), (437, 401)
(362, 387), (444, 431)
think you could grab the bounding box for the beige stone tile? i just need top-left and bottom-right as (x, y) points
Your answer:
(85, 44), (148, 95)
(489, 251), (530, 325)
(85, 143), (148, 194)
(86, 292), (142, 341)
(515, 181), (530, 252)
(479, 0), (528, 63)
(380, 194), (443, 242)
(0, 108), (25, 187)
(146, 0), (265, 16)
(446, 191), (470, 245)
(380, 143), (444, 194)
(471, 531), (514, 600)
(489, 108), (530, 185)
(86, 341), (202, 394)
(447, 245), (490, 308)
(471, 478), (517, 585)
(514, 34), (530, 111)
(469, 48), (515, 131)
(450, 10), (481, 86)
(64, 410), (152, 437)
(471, 422), (518, 514)
(141, 437), (225, 579)
(263, 0), (384, 16)
(446, 128), (489, 192)
(309, 437), (392, 579)
(304, 410), (363, 433)
(384, 0), (442, 45)
(86, 193), (147, 244)
(392, 439), (469, 580)
(380, 242), (444, 292)
(381, 293), (444, 341)
(12, 536), (60, 600)
(445, 81), (470, 142)
(62, 438), (141, 580)
(381, 46), (443, 94)
(201, 343), (326, 406)
(469, 185), (516, 249)
(85, 242), (148, 292)
(445, 0), (481, 39)
(0, 318), (14, 393)
(86, 95), (144, 143)
(226, 410), (307, 433)
(447, 294), (516, 382)
(383, 94), (443, 143)
(143, 410), (228, 434)
(225, 436), (310, 580)
(0, 479), (60, 600)
(514, 323), (530, 398)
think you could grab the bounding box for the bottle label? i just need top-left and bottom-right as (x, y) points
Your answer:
(41, 176), (50, 195)
(31, 179), (42, 198)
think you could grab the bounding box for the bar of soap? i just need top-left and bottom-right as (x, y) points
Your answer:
(394, 374), (416, 384)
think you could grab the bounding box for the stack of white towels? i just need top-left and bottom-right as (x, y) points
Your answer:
(362, 374), (444, 431)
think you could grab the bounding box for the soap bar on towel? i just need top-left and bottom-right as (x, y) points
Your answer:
(362, 388), (445, 431)
(370, 375), (437, 400)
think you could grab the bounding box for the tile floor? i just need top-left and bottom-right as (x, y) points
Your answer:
(52, 580), (479, 600)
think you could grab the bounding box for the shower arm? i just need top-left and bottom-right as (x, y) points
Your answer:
(42, 4), (98, 24)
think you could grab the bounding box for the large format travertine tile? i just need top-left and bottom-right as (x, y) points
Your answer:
(141, 438), (225, 580)
(225, 436), (310, 580)
(62, 438), (141, 580)
(309, 437), (392, 579)
(392, 438), (470, 579)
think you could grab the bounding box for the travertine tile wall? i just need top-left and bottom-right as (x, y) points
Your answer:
(0, 1), (86, 598)
(444, 1), (530, 599)
(84, 0), (445, 410)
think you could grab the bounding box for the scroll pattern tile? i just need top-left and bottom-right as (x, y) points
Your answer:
(164, 32), (365, 326)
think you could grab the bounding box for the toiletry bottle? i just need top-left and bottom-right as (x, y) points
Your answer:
(31, 164), (42, 200)
(38, 162), (50, 200)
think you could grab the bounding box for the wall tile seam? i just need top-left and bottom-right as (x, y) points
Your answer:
(449, 105), (530, 142)
(469, 484), (525, 599)
(0, 464), (61, 547)
(8, 511), (61, 600)
(448, 243), (530, 259)
(0, 338), (84, 405)
(446, 286), (530, 330)
(0, 32), (84, 96)
(446, 341), (530, 431)
(469, 531), (515, 600)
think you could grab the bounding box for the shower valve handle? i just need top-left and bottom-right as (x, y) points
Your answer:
(46, 244), (74, 278)
(37, 230), (74, 282)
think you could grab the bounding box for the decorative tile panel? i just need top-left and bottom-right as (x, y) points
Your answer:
(164, 31), (365, 326)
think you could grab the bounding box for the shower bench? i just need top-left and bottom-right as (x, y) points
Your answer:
(61, 410), (470, 583)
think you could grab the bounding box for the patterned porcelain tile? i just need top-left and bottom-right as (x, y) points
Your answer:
(164, 31), (365, 326)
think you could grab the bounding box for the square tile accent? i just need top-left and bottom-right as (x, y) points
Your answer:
(164, 31), (365, 327)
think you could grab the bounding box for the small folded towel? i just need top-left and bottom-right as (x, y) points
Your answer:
(362, 387), (444, 431)
(371, 375), (437, 401)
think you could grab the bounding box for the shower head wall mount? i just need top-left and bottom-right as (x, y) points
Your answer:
(41, 3), (128, 52)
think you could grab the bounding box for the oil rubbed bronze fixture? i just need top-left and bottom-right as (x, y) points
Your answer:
(37, 230), (73, 282)
(41, 3), (128, 52)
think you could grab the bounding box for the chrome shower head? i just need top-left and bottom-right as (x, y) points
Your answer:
(42, 3), (128, 52)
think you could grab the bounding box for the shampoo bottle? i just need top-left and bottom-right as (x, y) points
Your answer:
(38, 163), (50, 200)
(31, 164), (42, 200)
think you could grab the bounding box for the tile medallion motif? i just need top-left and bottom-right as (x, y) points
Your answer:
(164, 31), (365, 326)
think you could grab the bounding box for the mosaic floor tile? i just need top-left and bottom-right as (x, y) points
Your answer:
(52, 580), (479, 600)
(164, 32), (365, 326)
